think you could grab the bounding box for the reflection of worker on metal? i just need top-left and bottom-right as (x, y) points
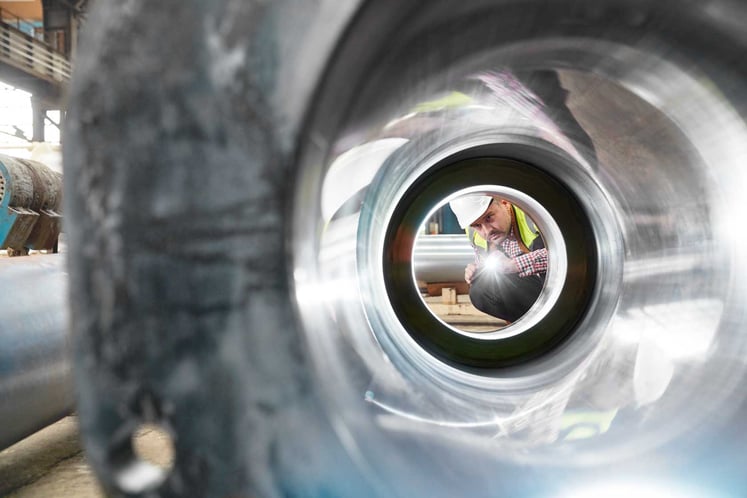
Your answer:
(449, 195), (546, 323)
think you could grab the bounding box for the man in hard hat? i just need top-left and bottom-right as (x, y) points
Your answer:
(449, 195), (547, 323)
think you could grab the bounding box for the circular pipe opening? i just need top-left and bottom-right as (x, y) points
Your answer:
(383, 155), (597, 369)
(412, 185), (566, 336)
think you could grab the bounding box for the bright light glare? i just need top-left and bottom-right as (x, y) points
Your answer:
(0, 83), (32, 144)
(560, 482), (713, 498)
(610, 299), (721, 359)
(483, 252), (502, 272)
(0, 82), (61, 148)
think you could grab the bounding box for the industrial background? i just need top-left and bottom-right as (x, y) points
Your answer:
(2, 1), (747, 497)
(0, 1), (139, 496)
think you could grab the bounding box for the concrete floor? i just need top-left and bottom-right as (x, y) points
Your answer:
(0, 417), (103, 497)
(0, 416), (172, 497)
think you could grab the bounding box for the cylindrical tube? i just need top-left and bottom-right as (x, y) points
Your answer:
(412, 234), (474, 283)
(0, 254), (73, 449)
(0, 155), (62, 210)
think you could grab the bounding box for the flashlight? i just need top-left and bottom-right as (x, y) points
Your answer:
(483, 252), (503, 273)
(471, 252), (505, 282)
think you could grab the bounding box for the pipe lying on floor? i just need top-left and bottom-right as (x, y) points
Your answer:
(0, 154), (64, 254)
(412, 234), (474, 284)
(0, 253), (73, 450)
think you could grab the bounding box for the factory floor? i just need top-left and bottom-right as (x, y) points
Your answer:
(0, 416), (170, 497)
(423, 293), (507, 332)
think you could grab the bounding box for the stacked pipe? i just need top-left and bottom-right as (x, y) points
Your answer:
(0, 154), (63, 255)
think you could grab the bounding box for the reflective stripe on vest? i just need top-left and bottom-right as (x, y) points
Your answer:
(558, 409), (618, 441)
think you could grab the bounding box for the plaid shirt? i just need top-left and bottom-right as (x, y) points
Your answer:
(476, 228), (548, 278)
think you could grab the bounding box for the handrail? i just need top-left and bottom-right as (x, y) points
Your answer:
(0, 22), (71, 84)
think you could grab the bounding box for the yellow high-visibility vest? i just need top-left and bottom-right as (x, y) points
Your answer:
(467, 205), (540, 252)
(559, 409), (618, 441)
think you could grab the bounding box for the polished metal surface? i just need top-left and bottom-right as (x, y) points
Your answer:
(292, 0), (747, 495)
(65, 0), (747, 496)
(0, 254), (73, 450)
(412, 234), (474, 284)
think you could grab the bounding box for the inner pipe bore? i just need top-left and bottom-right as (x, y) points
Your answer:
(383, 155), (597, 369)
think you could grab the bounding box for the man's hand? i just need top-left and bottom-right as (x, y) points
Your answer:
(465, 263), (477, 284)
(466, 253), (520, 284)
(486, 251), (520, 274)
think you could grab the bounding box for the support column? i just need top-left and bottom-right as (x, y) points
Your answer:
(31, 97), (46, 142)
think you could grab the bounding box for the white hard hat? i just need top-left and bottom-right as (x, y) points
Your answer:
(449, 195), (492, 229)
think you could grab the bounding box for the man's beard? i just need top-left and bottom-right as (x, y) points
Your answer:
(487, 231), (506, 249)
(488, 230), (506, 242)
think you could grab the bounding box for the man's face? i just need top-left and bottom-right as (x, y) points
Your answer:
(470, 198), (512, 247)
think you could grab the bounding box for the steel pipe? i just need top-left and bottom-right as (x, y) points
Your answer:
(0, 154), (64, 253)
(412, 234), (474, 283)
(66, 1), (747, 496)
(0, 254), (73, 450)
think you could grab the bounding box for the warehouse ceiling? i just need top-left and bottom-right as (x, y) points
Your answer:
(0, 1), (42, 20)
(0, 0), (90, 22)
